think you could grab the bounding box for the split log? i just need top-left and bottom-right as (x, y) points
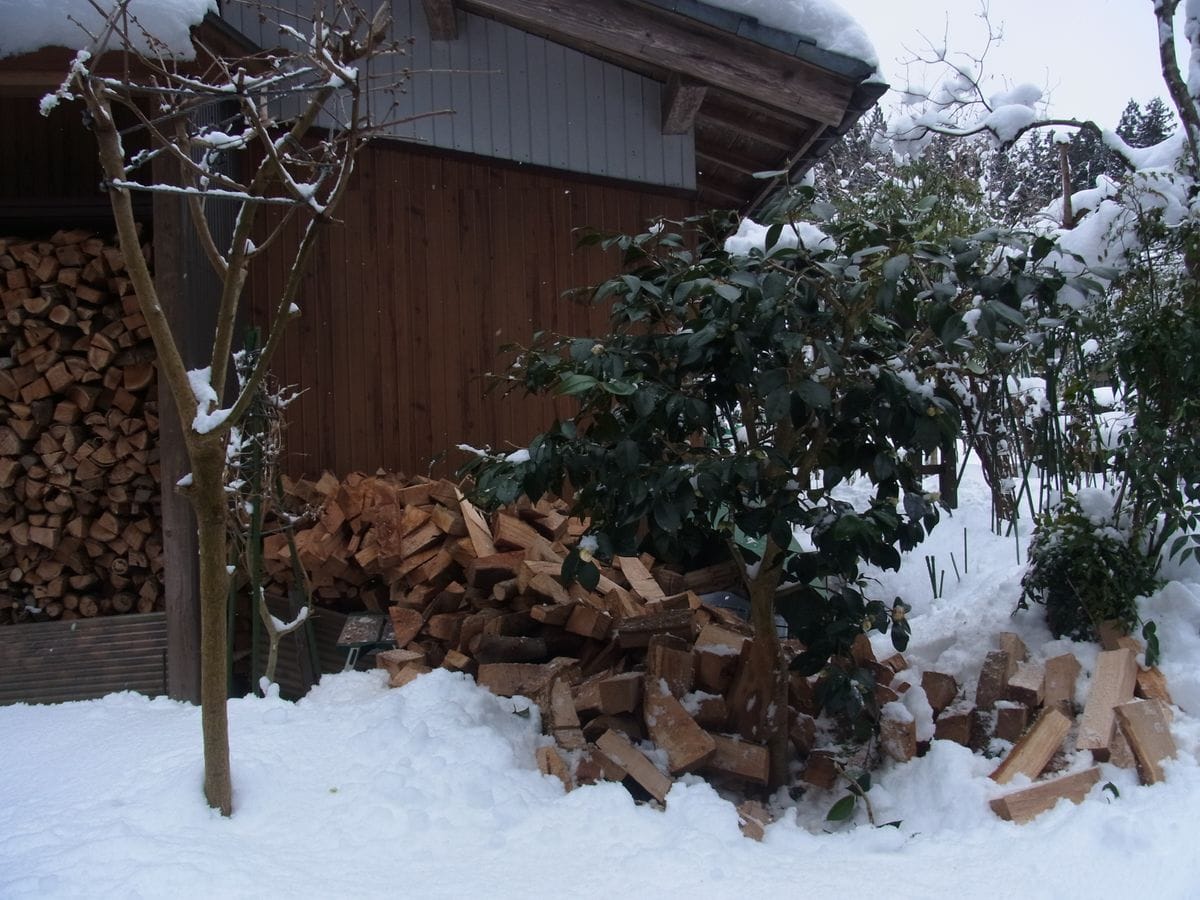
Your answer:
(595, 729), (673, 803)
(1043, 653), (1081, 715)
(0, 231), (162, 625)
(1076, 648), (1138, 756)
(1115, 699), (1177, 785)
(990, 767), (1100, 824)
(990, 707), (1072, 785)
(643, 682), (715, 774)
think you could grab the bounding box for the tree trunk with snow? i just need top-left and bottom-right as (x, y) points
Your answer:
(58, 0), (405, 816)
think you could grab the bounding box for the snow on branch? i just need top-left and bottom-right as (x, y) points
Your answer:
(48, 0), (412, 440)
(874, 1), (1200, 292)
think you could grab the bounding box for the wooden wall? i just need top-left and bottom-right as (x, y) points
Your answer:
(0, 88), (151, 231)
(0, 613), (166, 705)
(221, 0), (697, 190)
(251, 140), (696, 478)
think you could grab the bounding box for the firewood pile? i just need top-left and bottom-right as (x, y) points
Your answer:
(266, 470), (795, 801)
(261, 471), (740, 614)
(843, 628), (1177, 825)
(0, 231), (162, 625)
(269, 472), (1179, 827)
(961, 630), (1175, 823)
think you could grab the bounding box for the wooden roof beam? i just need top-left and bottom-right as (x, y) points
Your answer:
(422, 0), (459, 41)
(662, 74), (707, 135)
(698, 176), (753, 208)
(455, 0), (853, 126)
(697, 149), (778, 180)
(696, 109), (801, 155)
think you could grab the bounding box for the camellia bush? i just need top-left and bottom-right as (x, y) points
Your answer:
(463, 196), (1089, 785)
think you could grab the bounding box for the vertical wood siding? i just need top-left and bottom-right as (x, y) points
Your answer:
(220, 0), (696, 190)
(249, 141), (695, 478)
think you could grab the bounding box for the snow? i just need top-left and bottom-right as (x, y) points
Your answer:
(2, 461), (1199, 897)
(0, 0), (215, 60)
(725, 217), (834, 256)
(980, 104), (1038, 145)
(701, 0), (878, 71)
(268, 605), (308, 634)
(187, 366), (232, 435)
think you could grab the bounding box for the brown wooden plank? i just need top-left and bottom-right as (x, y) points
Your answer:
(458, 0), (851, 124)
(250, 142), (695, 478)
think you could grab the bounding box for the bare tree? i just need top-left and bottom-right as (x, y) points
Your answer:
(51, 0), (412, 815)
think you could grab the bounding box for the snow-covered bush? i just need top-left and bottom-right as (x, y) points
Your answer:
(1020, 491), (1160, 643)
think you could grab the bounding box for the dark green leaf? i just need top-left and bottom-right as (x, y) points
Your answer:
(653, 499), (682, 533)
(577, 560), (600, 591)
(826, 795), (856, 822)
(796, 381), (832, 410)
(557, 373), (598, 396)
(882, 254), (910, 281)
(1031, 235), (1056, 262)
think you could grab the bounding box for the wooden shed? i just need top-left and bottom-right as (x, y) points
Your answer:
(0, 0), (885, 703)
(222, 0), (886, 478)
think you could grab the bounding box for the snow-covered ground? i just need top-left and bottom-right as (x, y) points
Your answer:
(3, 460), (1200, 899)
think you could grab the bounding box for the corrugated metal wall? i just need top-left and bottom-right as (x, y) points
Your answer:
(248, 140), (696, 478)
(220, 0), (696, 190)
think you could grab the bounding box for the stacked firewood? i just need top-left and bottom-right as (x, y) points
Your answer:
(266, 472), (800, 792)
(262, 471), (738, 614)
(0, 230), (162, 624)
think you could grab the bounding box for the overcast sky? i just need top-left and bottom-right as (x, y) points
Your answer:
(843, 0), (1184, 126)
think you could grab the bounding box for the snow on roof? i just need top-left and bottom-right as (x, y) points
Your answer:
(699, 0), (879, 72)
(0, 0), (215, 61)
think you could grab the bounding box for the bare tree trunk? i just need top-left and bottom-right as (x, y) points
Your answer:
(192, 438), (232, 815)
(746, 538), (789, 789)
(64, 0), (403, 817)
(1058, 142), (1075, 229)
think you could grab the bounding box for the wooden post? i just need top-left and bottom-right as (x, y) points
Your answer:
(661, 73), (707, 135)
(154, 176), (201, 704)
(421, 0), (459, 40)
(154, 148), (231, 703)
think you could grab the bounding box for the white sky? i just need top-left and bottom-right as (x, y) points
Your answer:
(843, 0), (1187, 127)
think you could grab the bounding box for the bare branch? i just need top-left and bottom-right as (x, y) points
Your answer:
(1153, 0), (1200, 175)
